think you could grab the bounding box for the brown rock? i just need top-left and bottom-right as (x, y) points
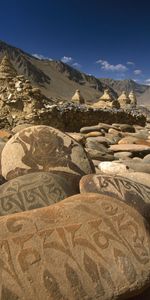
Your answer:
(84, 131), (103, 138)
(116, 172), (150, 188)
(1, 125), (94, 180)
(80, 125), (102, 134)
(80, 174), (150, 223)
(0, 171), (79, 216)
(122, 161), (150, 174)
(118, 137), (150, 146)
(110, 144), (150, 152)
(12, 123), (34, 134)
(108, 128), (121, 135)
(0, 129), (12, 140)
(66, 132), (85, 144)
(118, 136), (140, 144)
(0, 193), (150, 299)
(0, 141), (5, 174)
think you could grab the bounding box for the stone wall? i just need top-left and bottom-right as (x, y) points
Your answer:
(0, 105), (146, 131)
(27, 105), (146, 131)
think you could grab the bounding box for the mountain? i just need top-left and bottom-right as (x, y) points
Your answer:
(0, 40), (150, 104)
(100, 78), (150, 105)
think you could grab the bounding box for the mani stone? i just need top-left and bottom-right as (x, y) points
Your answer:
(1, 125), (94, 180)
(0, 193), (150, 300)
(80, 174), (150, 223)
(0, 171), (79, 216)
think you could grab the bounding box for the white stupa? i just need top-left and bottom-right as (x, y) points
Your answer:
(71, 89), (85, 104)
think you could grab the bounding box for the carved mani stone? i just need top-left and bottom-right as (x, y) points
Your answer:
(0, 171), (79, 216)
(79, 174), (150, 223)
(1, 125), (94, 180)
(0, 193), (150, 300)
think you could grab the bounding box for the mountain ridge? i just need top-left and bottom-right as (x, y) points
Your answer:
(0, 40), (150, 104)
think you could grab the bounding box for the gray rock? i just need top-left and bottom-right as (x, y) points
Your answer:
(85, 148), (115, 161)
(114, 151), (133, 160)
(80, 125), (102, 133)
(98, 161), (130, 175)
(143, 154), (150, 163)
(122, 161), (150, 174)
(85, 140), (109, 152)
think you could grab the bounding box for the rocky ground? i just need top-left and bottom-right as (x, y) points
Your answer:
(0, 121), (150, 299)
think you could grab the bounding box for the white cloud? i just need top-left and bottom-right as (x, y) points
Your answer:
(132, 79), (140, 82)
(72, 62), (81, 69)
(96, 59), (128, 72)
(133, 69), (142, 75)
(145, 79), (150, 86)
(61, 56), (81, 69)
(32, 53), (52, 60)
(127, 61), (135, 66)
(61, 56), (73, 63)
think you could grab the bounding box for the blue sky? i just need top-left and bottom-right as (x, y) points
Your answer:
(0, 0), (150, 84)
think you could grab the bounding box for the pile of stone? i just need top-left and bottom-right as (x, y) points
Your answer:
(0, 55), (53, 125)
(93, 88), (120, 109)
(0, 123), (150, 299)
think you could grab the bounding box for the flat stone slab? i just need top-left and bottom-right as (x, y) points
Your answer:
(98, 161), (130, 175)
(80, 174), (150, 222)
(110, 144), (150, 152)
(0, 171), (79, 216)
(1, 125), (94, 180)
(0, 193), (150, 299)
(122, 161), (150, 174)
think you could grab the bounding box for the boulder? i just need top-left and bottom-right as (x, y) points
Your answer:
(0, 171), (79, 216)
(12, 123), (34, 134)
(80, 174), (150, 223)
(0, 193), (150, 299)
(1, 125), (94, 180)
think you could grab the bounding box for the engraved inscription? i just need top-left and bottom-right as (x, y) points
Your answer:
(0, 195), (149, 299)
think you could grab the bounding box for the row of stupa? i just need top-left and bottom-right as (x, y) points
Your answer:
(71, 89), (137, 109)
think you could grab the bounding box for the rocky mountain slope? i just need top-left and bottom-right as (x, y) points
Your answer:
(100, 78), (150, 105)
(0, 40), (150, 104)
